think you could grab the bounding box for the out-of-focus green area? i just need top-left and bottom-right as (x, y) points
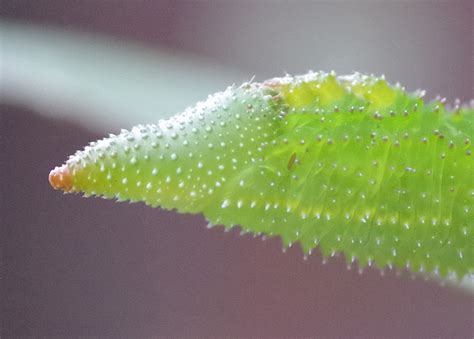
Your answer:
(1, 21), (245, 133)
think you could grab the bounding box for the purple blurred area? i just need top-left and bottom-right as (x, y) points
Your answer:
(1, 1), (473, 337)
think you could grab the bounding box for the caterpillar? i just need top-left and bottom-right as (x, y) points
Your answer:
(49, 71), (473, 279)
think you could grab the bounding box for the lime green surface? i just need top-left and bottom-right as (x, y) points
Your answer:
(64, 72), (473, 279)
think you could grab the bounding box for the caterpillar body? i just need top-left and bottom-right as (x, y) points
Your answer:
(50, 72), (473, 279)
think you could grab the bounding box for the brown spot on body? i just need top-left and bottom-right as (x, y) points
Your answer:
(49, 165), (73, 192)
(287, 153), (297, 170)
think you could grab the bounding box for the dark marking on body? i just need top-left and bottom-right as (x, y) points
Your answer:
(287, 153), (297, 170)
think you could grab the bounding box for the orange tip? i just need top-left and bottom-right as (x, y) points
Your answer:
(49, 165), (73, 192)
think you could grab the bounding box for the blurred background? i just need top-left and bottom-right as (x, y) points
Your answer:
(1, 1), (473, 337)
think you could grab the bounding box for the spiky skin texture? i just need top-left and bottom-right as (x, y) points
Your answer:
(52, 72), (473, 279)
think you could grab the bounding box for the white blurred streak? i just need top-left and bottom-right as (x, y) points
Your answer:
(0, 21), (245, 133)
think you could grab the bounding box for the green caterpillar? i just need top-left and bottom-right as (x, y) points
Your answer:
(50, 72), (473, 279)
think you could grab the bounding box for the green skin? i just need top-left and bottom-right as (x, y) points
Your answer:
(62, 72), (473, 279)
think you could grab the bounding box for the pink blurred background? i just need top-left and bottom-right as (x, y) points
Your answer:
(1, 1), (473, 337)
